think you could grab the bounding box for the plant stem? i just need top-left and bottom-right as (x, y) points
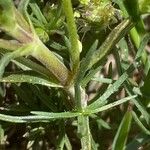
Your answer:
(31, 40), (70, 86)
(75, 85), (92, 149)
(78, 116), (92, 150)
(62, 0), (80, 76)
(130, 28), (140, 48)
(0, 39), (22, 50)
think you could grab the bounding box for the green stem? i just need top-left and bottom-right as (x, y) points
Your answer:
(75, 84), (91, 149)
(78, 116), (92, 150)
(130, 28), (140, 48)
(11, 24), (33, 43)
(0, 39), (22, 50)
(31, 40), (70, 86)
(62, 0), (80, 75)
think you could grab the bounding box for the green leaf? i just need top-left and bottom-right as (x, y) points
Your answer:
(0, 43), (35, 77)
(135, 33), (150, 59)
(90, 114), (111, 130)
(86, 95), (137, 114)
(132, 111), (150, 135)
(15, 57), (54, 78)
(0, 124), (5, 146)
(64, 134), (72, 150)
(0, 111), (81, 123)
(81, 66), (103, 87)
(0, 72), (62, 88)
(88, 19), (134, 69)
(18, 0), (35, 33)
(112, 111), (132, 150)
(31, 111), (81, 118)
(29, 3), (47, 25)
(87, 72), (129, 109)
(91, 77), (112, 84)
(141, 68), (150, 97)
(0, 114), (26, 123)
(76, 40), (98, 83)
(125, 83), (150, 124)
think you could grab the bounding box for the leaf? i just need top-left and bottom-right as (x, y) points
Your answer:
(87, 72), (129, 109)
(91, 77), (112, 84)
(29, 3), (47, 25)
(141, 69), (150, 97)
(132, 111), (150, 135)
(0, 114), (26, 123)
(76, 40), (98, 83)
(86, 95), (137, 114)
(64, 134), (72, 150)
(18, 0), (35, 33)
(0, 111), (81, 123)
(90, 114), (111, 130)
(135, 33), (150, 60)
(125, 83), (150, 124)
(31, 111), (81, 118)
(0, 44), (35, 77)
(88, 19), (134, 69)
(15, 57), (54, 78)
(81, 66), (103, 87)
(112, 111), (132, 150)
(0, 50), (23, 77)
(0, 124), (5, 145)
(0, 72), (62, 88)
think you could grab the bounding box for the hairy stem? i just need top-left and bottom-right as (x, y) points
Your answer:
(78, 116), (92, 150)
(31, 39), (70, 86)
(0, 39), (22, 50)
(62, 0), (80, 76)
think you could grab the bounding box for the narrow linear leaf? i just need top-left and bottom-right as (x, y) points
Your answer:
(90, 114), (111, 129)
(87, 72), (129, 109)
(0, 111), (81, 123)
(31, 111), (81, 119)
(88, 62), (137, 109)
(125, 83), (150, 124)
(0, 44), (33, 77)
(0, 124), (5, 146)
(57, 121), (65, 150)
(132, 111), (150, 135)
(88, 19), (134, 69)
(81, 66), (103, 87)
(0, 74), (62, 88)
(112, 111), (132, 150)
(91, 77), (113, 84)
(64, 134), (72, 150)
(0, 114), (26, 123)
(29, 3), (47, 25)
(77, 40), (98, 82)
(135, 33), (150, 59)
(18, 0), (33, 29)
(86, 95), (137, 114)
